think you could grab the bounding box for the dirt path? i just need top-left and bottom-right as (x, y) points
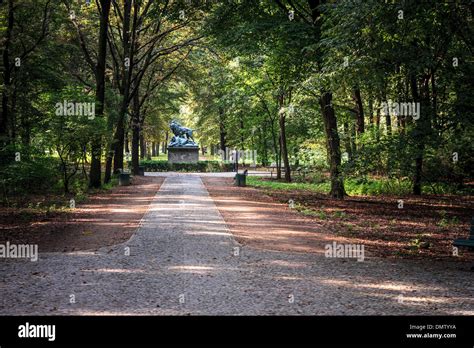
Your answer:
(201, 176), (351, 254)
(202, 176), (473, 261)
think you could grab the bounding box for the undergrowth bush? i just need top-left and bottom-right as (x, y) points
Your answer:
(137, 160), (233, 172)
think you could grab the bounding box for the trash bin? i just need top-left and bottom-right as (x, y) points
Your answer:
(119, 173), (131, 186)
(138, 166), (145, 176)
(234, 173), (247, 187)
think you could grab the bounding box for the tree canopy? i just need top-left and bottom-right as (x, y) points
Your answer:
(1, 0), (472, 198)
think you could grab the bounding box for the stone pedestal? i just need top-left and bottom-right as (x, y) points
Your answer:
(168, 146), (199, 164)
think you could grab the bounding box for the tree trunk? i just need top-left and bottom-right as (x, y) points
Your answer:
(382, 90), (392, 136)
(219, 107), (226, 160)
(368, 97), (374, 125)
(89, 0), (112, 188)
(343, 122), (352, 162)
(104, 153), (113, 183)
(131, 88), (140, 175)
(112, 0), (132, 174)
(431, 68), (437, 127)
(385, 112), (392, 136)
(278, 95), (291, 182)
(151, 141), (156, 157)
(351, 121), (356, 159)
(240, 114), (244, 148)
(411, 74), (423, 195)
(277, 139), (282, 179)
(261, 123), (268, 166)
(353, 88), (365, 135)
(270, 119), (280, 179)
(319, 92), (345, 199)
(0, 0), (14, 145)
(140, 132), (146, 159)
(125, 130), (130, 154)
(146, 142), (151, 160)
(375, 100), (381, 141)
(63, 170), (70, 194)
(103, 142), (113, 183)
(113, 109), (126, 172)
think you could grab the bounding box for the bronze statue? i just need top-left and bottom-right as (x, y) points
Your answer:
(169, 120), (198, 147)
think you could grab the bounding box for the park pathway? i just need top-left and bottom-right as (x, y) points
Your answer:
(1, 173), (473, 315)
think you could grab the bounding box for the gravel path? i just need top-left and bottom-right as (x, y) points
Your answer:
(1, 173), (473, 315)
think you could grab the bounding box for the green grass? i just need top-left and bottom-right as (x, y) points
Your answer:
(150, 154), (168, 161)
(247, 176), (472, 196)
(247, 176), (330, 193)
(292, 203), (327, 218)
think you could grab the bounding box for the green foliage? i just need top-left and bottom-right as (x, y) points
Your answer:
(101, 177), (119, 191)
(1, 0), (473, 200)
(247, 176), (330, 194)
(137, 160), (233, 172)
(437, 210), (460, 228)
(293, 204), (327, 219)
(409, 234), (431, 250)
(0, 155), (59, 201)
(247, 176), (472, 197)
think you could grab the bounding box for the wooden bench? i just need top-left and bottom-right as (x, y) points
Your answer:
(267, 165), (286, 178)
(295, 166), (316, 178)
(453, 217), (474, 249)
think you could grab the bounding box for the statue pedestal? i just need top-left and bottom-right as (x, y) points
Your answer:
(168, 146), (199, 164)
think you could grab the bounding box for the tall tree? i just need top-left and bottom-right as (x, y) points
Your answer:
(89, 0), (112, 188)
(0, 0), (51, 146)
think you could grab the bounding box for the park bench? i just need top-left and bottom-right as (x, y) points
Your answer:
(295, 166), (311, 179)
(453, 217), (474, 271)
(453, 217), (474, 249)
(267, 165), (286, 178)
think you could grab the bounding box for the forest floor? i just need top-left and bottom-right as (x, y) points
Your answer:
(0, 176), (164, 252)
(202, 176), (473, 262)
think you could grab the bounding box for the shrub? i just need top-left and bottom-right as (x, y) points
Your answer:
(0, 156), (60, 201)
(137, 160), (233, 172)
